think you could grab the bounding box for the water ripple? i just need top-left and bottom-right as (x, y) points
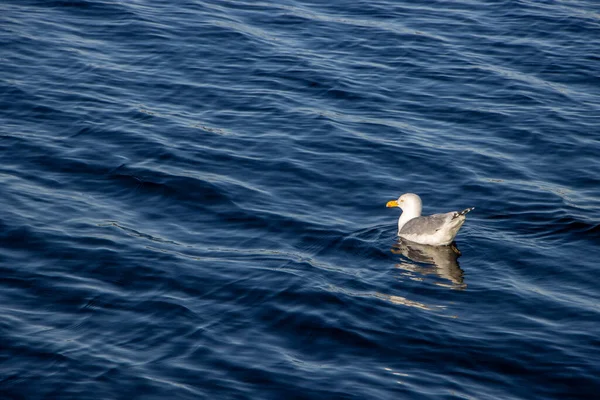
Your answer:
(2, 0), (600, 398)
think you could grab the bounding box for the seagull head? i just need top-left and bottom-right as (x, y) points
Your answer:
(386, 193), (422, 215)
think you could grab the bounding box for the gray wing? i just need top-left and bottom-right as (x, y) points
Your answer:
(399, 213), (453, 236)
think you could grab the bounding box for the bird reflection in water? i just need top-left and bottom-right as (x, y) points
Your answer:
(391, 238), (466, 289)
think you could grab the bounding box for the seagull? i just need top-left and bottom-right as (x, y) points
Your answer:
(386, 193), (474, 246)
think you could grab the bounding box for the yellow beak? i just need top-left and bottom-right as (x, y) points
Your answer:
(386, 200), (399, 208)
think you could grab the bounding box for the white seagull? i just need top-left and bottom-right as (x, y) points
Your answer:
(386, 193), (474, 246)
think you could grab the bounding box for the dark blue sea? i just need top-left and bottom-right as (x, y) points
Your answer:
(2, 0), (600, 398)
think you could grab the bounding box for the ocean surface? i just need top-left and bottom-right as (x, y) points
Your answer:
(1, 0), (600, 398)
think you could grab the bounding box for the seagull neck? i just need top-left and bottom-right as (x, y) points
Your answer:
(398, 207), (421, 231)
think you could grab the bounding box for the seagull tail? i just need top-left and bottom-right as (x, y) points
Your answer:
(453, 207), (475, 219)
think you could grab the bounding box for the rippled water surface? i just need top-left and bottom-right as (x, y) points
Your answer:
(2, 0), (600, 398)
